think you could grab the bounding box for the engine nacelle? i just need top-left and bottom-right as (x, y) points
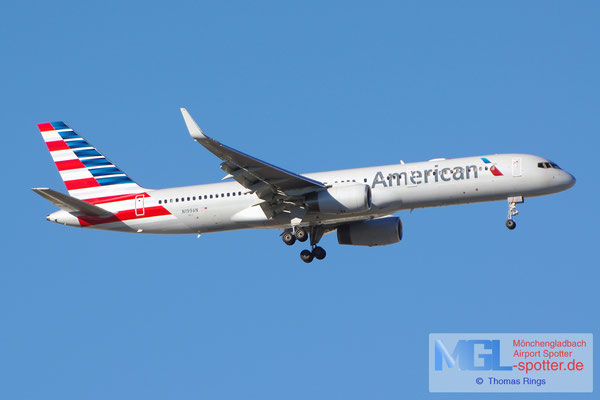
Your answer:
(305, 184), (372, 214)
(337, 217), (403, 246)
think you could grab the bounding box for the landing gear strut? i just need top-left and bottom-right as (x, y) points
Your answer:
(506, 196), (524, 230)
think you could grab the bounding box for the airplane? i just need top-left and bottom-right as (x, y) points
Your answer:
(33, 108), (576, 262)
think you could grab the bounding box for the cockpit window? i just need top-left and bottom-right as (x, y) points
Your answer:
(538, 161), (561, 169)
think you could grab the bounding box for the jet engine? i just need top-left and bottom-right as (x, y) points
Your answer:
(305, 184), (372, 214)
(337, 217), (403, 246)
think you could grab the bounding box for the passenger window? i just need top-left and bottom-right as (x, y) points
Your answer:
(232, 192), (235, 196)
(170, 199), (173, 203)
(238, 191), (241, 195)
(204, 195), (207, 199)
(158, 200), (162, 204)
(176, 198), (179, 202)
(363, 178), (367, 183)
(210, 194), (213, 199)
(227, 193), (230, 197)
(193, 196), (196, 200)
(215, 194), (219, 198)
(187, 197), (190, 201)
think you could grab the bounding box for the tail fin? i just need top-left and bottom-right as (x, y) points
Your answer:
(37, 121), (145, 200)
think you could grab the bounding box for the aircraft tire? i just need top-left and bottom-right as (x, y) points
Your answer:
(300, 249), (314, 263)
(295, 228), (308, 242)
(282, 232), (296, 245)
(313, 246), (326, 260)
(506, 220), (516, 230)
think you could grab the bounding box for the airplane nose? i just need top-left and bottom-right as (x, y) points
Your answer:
(568, 172), (576, 187)
(562, 171), (576, 190)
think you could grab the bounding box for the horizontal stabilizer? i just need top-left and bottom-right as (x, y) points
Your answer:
(32, 188), (114, 217)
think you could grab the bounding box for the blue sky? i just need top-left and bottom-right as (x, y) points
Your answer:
(1, 1), (598, 398)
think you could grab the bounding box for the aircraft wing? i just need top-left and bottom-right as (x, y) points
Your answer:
(180, 108), (326, 201)
(32, 188), (114, 217)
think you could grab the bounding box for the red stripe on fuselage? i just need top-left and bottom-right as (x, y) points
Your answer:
(64, 177), (100, 190)
(77, 206), (171, 227)
(83, 192), (148, 205)
(38, 122), (54, 132)
(55, 159), (86, 171)
(46, 140), (70, 151)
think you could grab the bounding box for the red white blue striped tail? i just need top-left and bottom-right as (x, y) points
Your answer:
(37, 121), (145, 200)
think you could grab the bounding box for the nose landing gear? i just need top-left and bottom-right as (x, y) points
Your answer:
(506, 196), (524, 230)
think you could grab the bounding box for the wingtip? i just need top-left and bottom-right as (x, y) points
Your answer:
(180, 107), (207, 140)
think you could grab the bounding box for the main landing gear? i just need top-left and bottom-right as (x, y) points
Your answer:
(281, 226), (326, 263)
(281, 227), (308, 246)
(300, 246), (327, 263)
(506, 196), (524, 230)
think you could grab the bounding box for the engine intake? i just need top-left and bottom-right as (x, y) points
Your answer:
(337, 217), (403, 246)
(305, 184), (372, 214)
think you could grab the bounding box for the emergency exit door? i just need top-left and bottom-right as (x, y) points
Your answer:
(512, 158), (522, 177)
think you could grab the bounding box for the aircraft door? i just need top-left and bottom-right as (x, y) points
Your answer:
(512, 158), (522, 177)
(135, 194), (145, 216)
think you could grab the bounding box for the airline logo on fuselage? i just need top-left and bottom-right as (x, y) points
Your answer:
(371, 158), (502, 188)
(481, 157), (503, 176)
(372, 164), (479, 188)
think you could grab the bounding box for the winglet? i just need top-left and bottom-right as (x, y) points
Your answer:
(180, 108), (207, 140)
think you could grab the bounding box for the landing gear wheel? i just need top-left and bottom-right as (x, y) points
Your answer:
(282, 232), (296, 245)
(312, 246), (326, 260)
(505, 196), (523, 231)
(300, 249), (314, 263)
(295, 227), (308, 242)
